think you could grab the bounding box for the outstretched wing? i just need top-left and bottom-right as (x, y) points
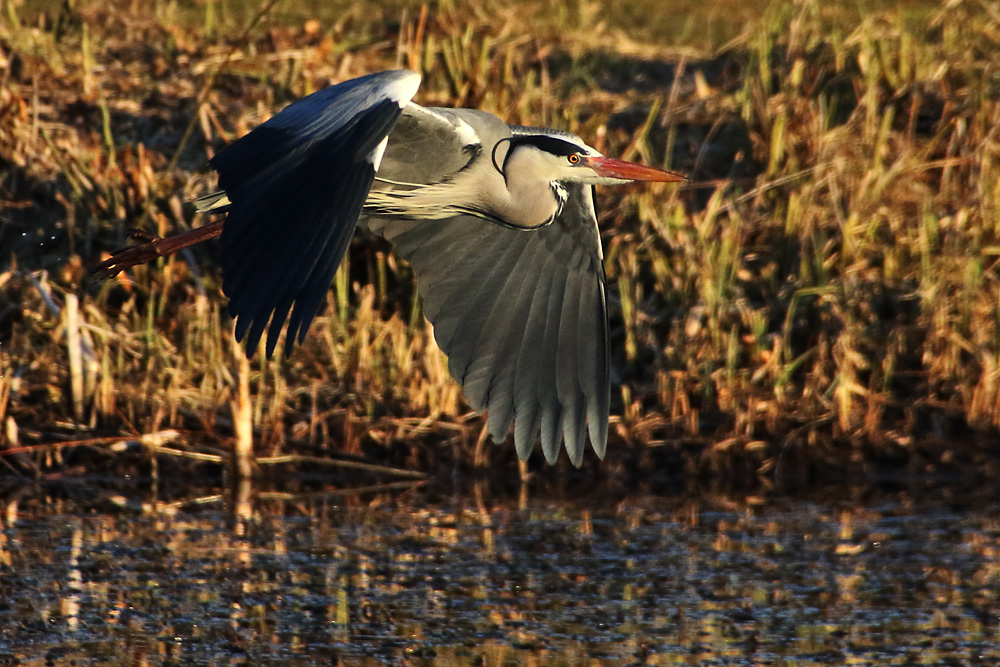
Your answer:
(211, 70), (421, 357)
(367, 183), (610, 466)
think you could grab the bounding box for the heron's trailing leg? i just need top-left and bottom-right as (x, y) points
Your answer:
(90, 220), (225, 278)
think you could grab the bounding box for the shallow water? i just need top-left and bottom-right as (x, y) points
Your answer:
(2, 481), (999, 666)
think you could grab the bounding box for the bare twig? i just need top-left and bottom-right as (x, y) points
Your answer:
(0, 430), (182, 457)
(255, 454), (428, 479)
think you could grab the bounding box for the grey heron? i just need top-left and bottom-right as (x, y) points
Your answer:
(96, 70), (685, 466)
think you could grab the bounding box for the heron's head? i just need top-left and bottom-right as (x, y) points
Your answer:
(493, 133), (686, 187)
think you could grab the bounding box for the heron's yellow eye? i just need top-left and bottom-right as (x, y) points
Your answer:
(568, 154), (580, 164)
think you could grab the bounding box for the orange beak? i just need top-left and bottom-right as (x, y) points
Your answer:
(584, 156), (687, 182)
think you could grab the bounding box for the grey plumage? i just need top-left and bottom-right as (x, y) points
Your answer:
(199, 70), (684, 466)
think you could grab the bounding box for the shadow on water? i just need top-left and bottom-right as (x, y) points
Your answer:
(2, 476), (1000, 666)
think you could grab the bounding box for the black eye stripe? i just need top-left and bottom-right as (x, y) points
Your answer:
(493, 134), (588, 175)
(491, 134), (589, 177)
(508, 135), (582, 157)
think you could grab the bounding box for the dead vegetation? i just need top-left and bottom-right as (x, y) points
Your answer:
(1, 0), (999, 484)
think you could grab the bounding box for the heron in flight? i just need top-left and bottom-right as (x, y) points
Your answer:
(97, 70), (685, 466)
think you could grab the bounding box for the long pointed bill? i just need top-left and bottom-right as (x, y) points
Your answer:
(585, 156), (687, 182)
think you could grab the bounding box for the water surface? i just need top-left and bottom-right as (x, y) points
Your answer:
(2, 482), (999, 665)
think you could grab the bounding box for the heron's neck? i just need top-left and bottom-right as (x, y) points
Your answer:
(491, 166), (564, 229)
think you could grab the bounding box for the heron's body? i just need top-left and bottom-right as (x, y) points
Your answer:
(369, 107), (574, 230)
(192, 70), (684, 466)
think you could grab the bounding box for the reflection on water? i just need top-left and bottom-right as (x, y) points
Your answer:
(2, 483), (1000, 666)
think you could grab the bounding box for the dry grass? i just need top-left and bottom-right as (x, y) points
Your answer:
(1, 0), (998, 482)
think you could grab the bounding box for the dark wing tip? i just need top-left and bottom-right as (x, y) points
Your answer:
(213, 72), (420, 358)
